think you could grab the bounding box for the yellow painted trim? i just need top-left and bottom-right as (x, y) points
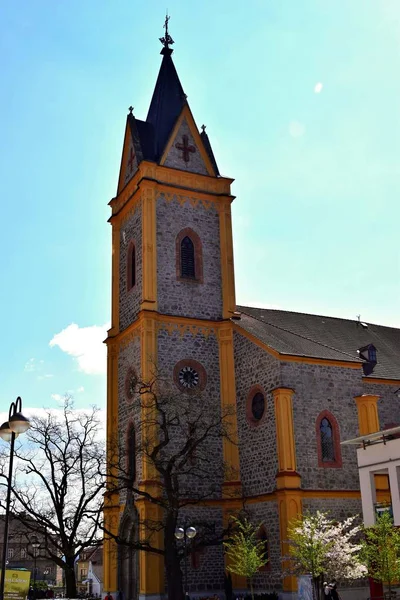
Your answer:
(110, 221), (120, 335)
(218, 324), (241, 493)
(276, 473), (301, 490)
(219, 200), (236, 319)
(141, 183), (157, 310)
(277, 489), (302, 592)
(362, 377), (400, 385)
(117, 119), (133, 194)
(103, 502), (120, 593)
(136, 499), (164, 595)
(354, 394), (380, 435)
(301, 489), (361, 499)
(141, 316), (158, 482)
(110, 162), (233, 219)
(273, 388), (297, 472)
(159, 105), (216, 176)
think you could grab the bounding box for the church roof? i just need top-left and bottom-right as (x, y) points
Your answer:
(236, 306), (400, 380)
(146, 48), (187, 160)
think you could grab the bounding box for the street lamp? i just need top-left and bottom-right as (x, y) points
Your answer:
(174, 524), (197, 599)
(0, 397), (31, 600)
(32, 538), (40, 590)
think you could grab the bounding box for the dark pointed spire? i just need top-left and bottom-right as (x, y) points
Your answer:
(146, 15), (186, 159)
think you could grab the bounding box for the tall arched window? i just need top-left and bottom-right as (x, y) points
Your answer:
(127, 423), (136, 482)
(127, 242), (136, 290)
(181, 236), (195, 279)
(316, 410), (342, 468)
(176, 228), (203, 283)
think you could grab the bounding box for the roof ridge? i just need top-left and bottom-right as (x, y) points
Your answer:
(239, 308), (362, 362)
(237, 305), (400, 332)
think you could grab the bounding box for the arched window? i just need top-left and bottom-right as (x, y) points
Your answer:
(127, 242), (136, 290)
(181, 236), (195, 279)
(257, 526), (270, 571)
(127, 423), (136, 482)
(316, 410), (342, 468)
(176, 228), (203, 283)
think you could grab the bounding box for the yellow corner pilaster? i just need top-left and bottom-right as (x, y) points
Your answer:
(103, 501), (119, 593)
(141, 316), (158, 482)
(354, 394), (380, 435)
(273, 387), (297, 473)
(111, 222), (120, 335)
(278, 490), (302, 593)
(141, 185), (157, 311)
(137, 499), (164, 596)
(218, 325), (241, 495)
(219, 200), (236, 319)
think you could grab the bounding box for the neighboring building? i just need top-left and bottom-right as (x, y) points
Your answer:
(86, 547), (103, 598)
(342, 426), (400, 526)
(76, 547), (97, 595)
(103, 22), (400, 600)
(0, 517), (56, 585)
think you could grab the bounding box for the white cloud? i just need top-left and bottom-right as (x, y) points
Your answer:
(37, 374), (54, 381)
(51, 393), (63, 402)
(24, 358), (36, 372)
(77, 386), (85, 393)
(289, 121), (306, 138)
(314, 82), (323, 93)
(49, 322), (109, 375)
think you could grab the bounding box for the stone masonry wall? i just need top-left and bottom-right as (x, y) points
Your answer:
(246, 501), (282, 592)
(156, 193), (223, 320)
(119, 203), (142, 332)
(302, 497), (363, 521)
(281, 362), (363, 490)
(234, 331), (280, 496)
(164, 118), (209, 175)
(157, 327), (223, 497)
(118, 334), (142, 504)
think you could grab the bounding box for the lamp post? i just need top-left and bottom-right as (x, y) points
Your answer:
(0, 397), (31, 600)
(174, 524), (197, 599)
(32, 538), (40, 590)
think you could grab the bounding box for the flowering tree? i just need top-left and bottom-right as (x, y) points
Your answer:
(361, 510), (400, 596)
(224, 518), (267, 600)
(287, 511), (367, 600)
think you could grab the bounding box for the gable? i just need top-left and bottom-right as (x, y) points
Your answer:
(117, 116), (143, 193)
(160, 105), (216, 176)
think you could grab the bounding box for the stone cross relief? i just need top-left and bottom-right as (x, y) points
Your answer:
(175, 135), (196, 163)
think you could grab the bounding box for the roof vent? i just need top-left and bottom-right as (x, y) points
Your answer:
(357, 343), (377, 376)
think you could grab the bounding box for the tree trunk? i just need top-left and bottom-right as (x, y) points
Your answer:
(64, 559), (77, 599)
(164, 513), (184, 600)
(250, 578), (254, 600)
(312, 576), (321, 600)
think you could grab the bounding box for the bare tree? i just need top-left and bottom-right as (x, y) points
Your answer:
(0, 397), (105, 598)
(105, 376), (239, 600)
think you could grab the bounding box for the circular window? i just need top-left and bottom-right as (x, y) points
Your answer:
(246, 386), (266, 426)
(174, 360), (207, 393)
(125, 368), (138, 400)
(252, 392), (265, 421)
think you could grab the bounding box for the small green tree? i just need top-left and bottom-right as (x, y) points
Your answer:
(361, 510), (400, 596)
(224, 517), (267, 600)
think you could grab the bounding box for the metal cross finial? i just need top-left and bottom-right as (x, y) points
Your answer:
(128, 106), (134, 114)
(201, 124), (206, 133)
(159, 12), (174, 49)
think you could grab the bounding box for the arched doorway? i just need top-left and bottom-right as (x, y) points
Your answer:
(119, 508), (139, 600)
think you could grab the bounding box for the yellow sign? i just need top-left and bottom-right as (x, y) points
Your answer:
(0, 569), (31, 600)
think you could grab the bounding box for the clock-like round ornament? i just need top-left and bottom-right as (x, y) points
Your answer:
(178, 365), (200, 389)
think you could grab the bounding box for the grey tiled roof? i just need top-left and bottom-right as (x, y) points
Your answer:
(235, 306), (400, 380)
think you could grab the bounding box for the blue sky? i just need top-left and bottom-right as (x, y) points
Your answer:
(0, 0), (399, 412)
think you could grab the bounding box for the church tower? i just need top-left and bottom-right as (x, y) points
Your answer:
(104, 20), (240, 599)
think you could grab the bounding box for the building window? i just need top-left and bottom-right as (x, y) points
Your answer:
(257, 526), (270, 571)
(316, 410), (342, 468)
(176, 228), (203, 283)
(127, 242), (136, 290)
(20, 548), (27, 559)
(246, 385), (266, 426)
(127, 423), (136, 482)
(8, 548), (14, 559)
